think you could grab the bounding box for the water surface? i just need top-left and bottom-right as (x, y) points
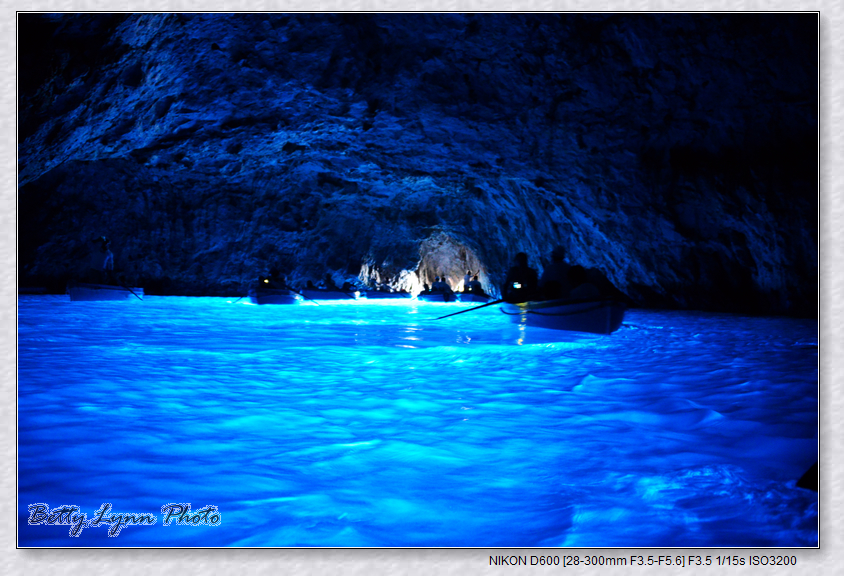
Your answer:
(18, 296), (818, 546)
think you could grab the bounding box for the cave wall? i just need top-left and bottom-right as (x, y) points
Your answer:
(17, 13), (818, 313)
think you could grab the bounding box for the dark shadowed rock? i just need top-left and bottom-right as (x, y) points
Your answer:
(796, 461), (818, 492)
(17, 13), (817, 312)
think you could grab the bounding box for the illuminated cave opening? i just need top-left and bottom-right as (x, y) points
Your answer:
(357, 233), (492, 296)
(416, 233), (490, 294)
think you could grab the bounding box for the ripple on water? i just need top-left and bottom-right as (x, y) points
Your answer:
(17, 297), (818, 546)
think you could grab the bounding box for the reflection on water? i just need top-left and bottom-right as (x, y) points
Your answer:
(18, 296), (818, 547)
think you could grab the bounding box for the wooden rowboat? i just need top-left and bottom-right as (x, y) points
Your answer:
(67, 282), (144, 301)
(300, 288), (362, 301)
(363, 291), (412, 299)
(500, 298), (626, 335)
(248, 287), (302, 305)
(457, 292), (491, 303)
(417, 291), (457, 303)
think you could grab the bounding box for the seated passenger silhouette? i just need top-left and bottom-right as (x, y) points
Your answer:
(432, 276), (453, 294)
(462, 270), (477, 291)
(323, 274), (338, 291)
(567, 265), (601, 300)
(262, 268), (288, 289)
(467, 275), (485, 295)
(502, 252), (538, 303)
(540, 246), (572, 300)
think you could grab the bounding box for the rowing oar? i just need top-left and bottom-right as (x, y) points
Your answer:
(333, 287), (358, 300)
(435, 298), (504, 320)
(115, 278), (143, 301)
(293, 289), (320, 305)
(327, 289), (357, 300)
(109, 271), (143, 301)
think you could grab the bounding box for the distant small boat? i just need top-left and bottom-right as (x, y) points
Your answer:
(248, 287), (302, 305)
(417, 291), (457, 303)
(300, 288), (362, 301)
(67, 282), (144, 301)
(363, 291), (412, 299)
(500, 298), (626, 334)
(457, 292), (491, 303)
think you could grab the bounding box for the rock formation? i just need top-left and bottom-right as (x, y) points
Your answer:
(18, 13), (818, 314)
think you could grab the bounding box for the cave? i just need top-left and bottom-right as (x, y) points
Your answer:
(16, 12), (820, 551)
(417, 232), (487, 292)
(15, 12), (818, 315)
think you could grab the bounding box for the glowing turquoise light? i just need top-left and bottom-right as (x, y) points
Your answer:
(17, 296), (818, 547)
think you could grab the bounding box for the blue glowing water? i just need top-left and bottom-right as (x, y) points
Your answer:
(18, 296), (818, 547)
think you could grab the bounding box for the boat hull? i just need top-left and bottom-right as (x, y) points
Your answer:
(417, 292), (457, 303)
(67, 283), (144, 301)
(500, 298), (626, 334)
(248, 288), (302, 305)
(363, 291), (412, 299)
(300, 289), (361, 301)
(457, 292), (491, 303)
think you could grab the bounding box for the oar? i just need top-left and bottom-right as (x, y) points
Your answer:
(230, 295), (246, 304)
(332, 286), (358, 300)
(114, 277), (143, 301)
(329, 288), (357, 300)
(109, 271), (143, 301)
(435, 298), (504, 320)
(293, 289), (320, 305)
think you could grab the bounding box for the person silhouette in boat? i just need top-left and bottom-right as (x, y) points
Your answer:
(462, 269), (477, 291)
(305, 280), (317, 290)
(88, 236), (114, 284)
(567, 265), (601, 300)
(466, 275), (485, 295)
(323, 274), (339, 291)
(432, 276), (453, 295)
(502, 252), (538, 303)
(262, 268), (288, 289)
(540, 246), (572, 300)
